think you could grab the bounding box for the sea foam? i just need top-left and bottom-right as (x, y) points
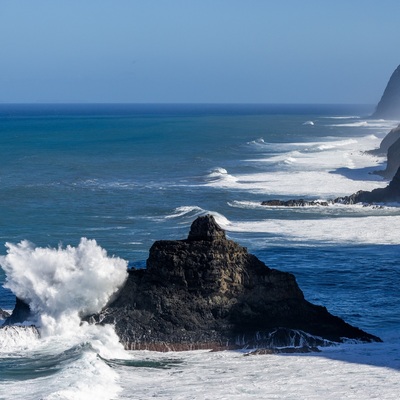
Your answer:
(0, 238), (128, 336)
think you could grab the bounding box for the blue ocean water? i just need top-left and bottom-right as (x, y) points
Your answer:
(0, 103), (399, 399)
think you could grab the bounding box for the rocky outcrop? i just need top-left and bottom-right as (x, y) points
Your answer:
(261, 199), (330, 207)
(377, 137), (400, 179)
(3, 298), (31, 325)
(372, 64), (400, 120)
(263, 165), (400, 206)
(347, 166), (400, 203)
(369, 124), (400, 179)
(370, 124), (400, 156)
(88, 215), (380, 351)
(0, 307), (10, 320)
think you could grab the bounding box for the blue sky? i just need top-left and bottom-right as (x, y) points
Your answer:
(1, 0), (399, 104)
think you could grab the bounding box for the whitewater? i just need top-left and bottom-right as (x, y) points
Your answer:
(0, 104), (399, 399)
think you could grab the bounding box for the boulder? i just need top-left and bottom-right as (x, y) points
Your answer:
(89, 215), (380, 351)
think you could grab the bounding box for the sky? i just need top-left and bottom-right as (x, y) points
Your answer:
(1, 0), (400, 104)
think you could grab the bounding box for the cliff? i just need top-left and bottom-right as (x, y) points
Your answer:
(372, 64), (400, 120)
(88, 215), (380, 351)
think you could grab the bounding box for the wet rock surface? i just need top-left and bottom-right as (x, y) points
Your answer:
(88, 215), (380, 351)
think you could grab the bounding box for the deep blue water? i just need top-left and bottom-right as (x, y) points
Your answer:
(0, 104), (397, 324)
(0, 103), (399, 399)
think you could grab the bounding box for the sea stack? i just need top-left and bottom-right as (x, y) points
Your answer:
(372, 64), (400, 119)
(89, 215), (380, 351)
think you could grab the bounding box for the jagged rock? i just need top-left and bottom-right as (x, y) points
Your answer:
(3, 297), (31, 325)
(262, 166), (400, 206)
(372, 64), (400, 119)
(261, 199), (329, 207)
(0, 307), (10, 320)
(88, 215), (380, 351)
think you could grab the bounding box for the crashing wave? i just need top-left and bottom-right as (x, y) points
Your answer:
(0, 325), (40, 351)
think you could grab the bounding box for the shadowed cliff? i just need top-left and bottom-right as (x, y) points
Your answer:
(372, 64), (400, 120)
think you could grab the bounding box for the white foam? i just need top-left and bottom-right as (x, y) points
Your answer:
(0, 238), (128, 337)
(165, 205), (205, 219)
(0, 325), (40, 352)
(118, 336), (400, 399)
(207, 134), (387, 197)
(328, 119), (398, 130)
(218, 213), (400, 246)
(0, 239), (131, 400)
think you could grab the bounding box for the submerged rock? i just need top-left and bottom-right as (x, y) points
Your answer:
(88, 215), (380, 351)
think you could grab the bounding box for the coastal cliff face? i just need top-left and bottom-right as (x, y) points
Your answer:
(370, 124), (400, 156)
(373, 64), (400, 119)
(89, 215), (380, 351)
(369, 125), (400, 179)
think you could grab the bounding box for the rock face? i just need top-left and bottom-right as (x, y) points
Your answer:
(3, 297), (31, 325)
(379, 137), (400, 180)
(370, 124), (400, 156)
(89, 215), (380, 351)
(369, 125), (400, 179)
(0, 307), (10, 320)
(372, 64), (400, 119)
(349, 166), (400, 203)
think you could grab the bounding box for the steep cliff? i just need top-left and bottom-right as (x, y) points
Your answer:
(372, 65), (400, 120)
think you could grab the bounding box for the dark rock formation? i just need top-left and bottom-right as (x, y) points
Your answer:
(3, 297), (31, 325)
(261, 199), (329, 207)
(369, 124), (400, 156)
(377, 136), (400, 180)
(0, 307), (10, 320)
(369, 124), (400, 179)
(88, 215), (380, 351)
(372, 64), (400, 120)
(263, 166), (400, 206)
(345, 166), (400, 203)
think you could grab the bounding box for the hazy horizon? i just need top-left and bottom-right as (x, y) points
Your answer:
(1, 1), (399, 105)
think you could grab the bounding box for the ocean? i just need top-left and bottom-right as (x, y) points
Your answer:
(0, 103), (399, 399)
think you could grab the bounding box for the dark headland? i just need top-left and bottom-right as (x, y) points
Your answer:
(263, 64), (400, 207)
(372, 64), (400, 120)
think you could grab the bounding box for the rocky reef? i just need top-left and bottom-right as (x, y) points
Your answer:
(372, 64), (400, 119)
(262, 165), (400, 206)
(86, 215), (380, 351)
